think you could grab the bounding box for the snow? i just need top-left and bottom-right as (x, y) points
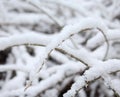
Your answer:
(0, 0), (120, 97)
(32, 17), (107, 75)
(0, 64), (29, 72)
(84, 59), (120, 81)
(0, 33), (52, 50)
(110, 79), (120, 95)
(87, 29), (120, 49)
(64, 59), (120, 97)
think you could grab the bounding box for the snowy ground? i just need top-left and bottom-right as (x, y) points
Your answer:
(0, 0), (120, 97)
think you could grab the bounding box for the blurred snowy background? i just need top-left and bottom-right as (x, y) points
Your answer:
(0, 0), (120, 97)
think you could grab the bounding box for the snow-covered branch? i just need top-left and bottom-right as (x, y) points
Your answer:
(0, 0), (120, 97)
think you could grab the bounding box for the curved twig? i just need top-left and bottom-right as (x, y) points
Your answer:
(97, 28), (109, 61)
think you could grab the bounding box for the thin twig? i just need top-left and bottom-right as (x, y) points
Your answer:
(28, 0), (63, 27)
(97, 28), (109, 61)
(55, 48), (89, 67)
